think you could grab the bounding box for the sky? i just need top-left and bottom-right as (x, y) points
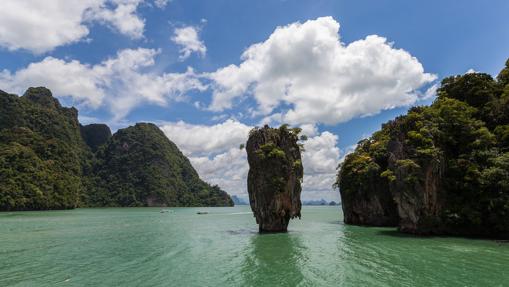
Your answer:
(1, 0), (509, 202)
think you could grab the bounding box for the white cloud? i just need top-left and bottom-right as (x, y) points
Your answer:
(207, 16), (436, 126)
(85, 0), (145, 39)
(160, 119), (251, 155)
(299, 124), (318, 137)
(171, 26), (207, 60)
(422, 83), (438, 99)
(302, 132), (340, 175)
(160, 119), (251, 197)
(159, 119), (342, 201)
(0, 0), (158, 53)
(190, 148), (249, 197)
(154, 0), (170, 8)
(0, 48), (205, 119)
(172, 26), (207, 60)
(301, 132), (341, 200)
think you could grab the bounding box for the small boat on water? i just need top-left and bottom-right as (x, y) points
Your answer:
(197, 211), (208, 215)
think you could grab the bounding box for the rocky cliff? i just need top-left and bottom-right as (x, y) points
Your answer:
(337, 59), (509, 238)
(246, 125), (303, 232)
(337, 129), (398, 226)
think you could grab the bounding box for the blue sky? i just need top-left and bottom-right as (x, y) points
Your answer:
(1, 0), (508, 201)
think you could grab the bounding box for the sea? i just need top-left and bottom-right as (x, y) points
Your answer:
(0, 206), (507, 286)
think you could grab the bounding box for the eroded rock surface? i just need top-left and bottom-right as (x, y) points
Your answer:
(246, 125), (303, 232)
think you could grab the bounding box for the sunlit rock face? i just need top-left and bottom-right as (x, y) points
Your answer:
(246, 125), (303, 232)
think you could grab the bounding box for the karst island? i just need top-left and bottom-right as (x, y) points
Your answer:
(246, 125), (304, 232)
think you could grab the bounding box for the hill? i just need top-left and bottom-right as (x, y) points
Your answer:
(337, 59), (509, 238)
(0, 87), (232, 210)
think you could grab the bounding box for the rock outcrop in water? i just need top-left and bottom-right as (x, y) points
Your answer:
(246, 125), (303, 232)
(337, 59), (509, 238)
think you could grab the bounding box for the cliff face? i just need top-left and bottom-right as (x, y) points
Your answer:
(337, 61), (509, 238)
(89, 123), (233, 207)
(384, 117), (445, 234)
(338, 130), (398, 227)
(0, 87), (87, 211)
(246, 125), (303, 232)
(80, 124), (112, 152)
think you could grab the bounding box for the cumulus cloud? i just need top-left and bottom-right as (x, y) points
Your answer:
(0, 0), (166, 53)
(0, 48), (205, 119)
(160, 119), (251, 155)
(190, 148), (249, 197)
(160, 120), (342, 201)
(160, 119), (251, 197)
(85, 0), (145, 39)
(301, 132), (341, 200)
(207, 16), (436, 126)
(172, 26), (207, 60)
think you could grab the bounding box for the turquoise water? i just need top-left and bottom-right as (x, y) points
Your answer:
(0, 206), (507, 286)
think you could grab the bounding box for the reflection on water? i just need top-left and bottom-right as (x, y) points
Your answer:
(336, 224), (509, 286)
(241, 233), (306, 287)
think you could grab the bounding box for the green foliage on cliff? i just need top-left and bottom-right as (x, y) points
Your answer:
(337, 58), (509, 236)
(252, 125), (304, 181)
(87, 123), (233, 207)
(0, 88), (86, 210)
(0, 88), (233, 210)
(80, 124), (112, 152)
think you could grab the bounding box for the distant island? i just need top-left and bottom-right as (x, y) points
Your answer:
(336, 58), (509, 238)
(232, 196), (339, 206)
(231, 195), (249, 205)
(302, 199), (339, 206)
(0, 87), (233, 211)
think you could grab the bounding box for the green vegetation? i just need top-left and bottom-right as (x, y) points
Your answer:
(0, 87), (233, 210)
(80, 124), (112, 152)
(249, 124), (304, 193)
(0, 88), (86, 210)
(337, 59), (509, 236)
(87, 123), (233, 207)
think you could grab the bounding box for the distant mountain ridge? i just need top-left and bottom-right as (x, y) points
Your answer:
(231, 195), (248, 205)
(0, 87), (233, 211)
(302, 199), (339, 206)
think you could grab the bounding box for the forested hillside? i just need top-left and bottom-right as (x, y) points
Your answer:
(337, 59), (509, 237)
(0, 88), (232, 210)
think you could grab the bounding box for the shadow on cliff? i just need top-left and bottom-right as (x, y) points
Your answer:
(240, 233), (306, 286)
